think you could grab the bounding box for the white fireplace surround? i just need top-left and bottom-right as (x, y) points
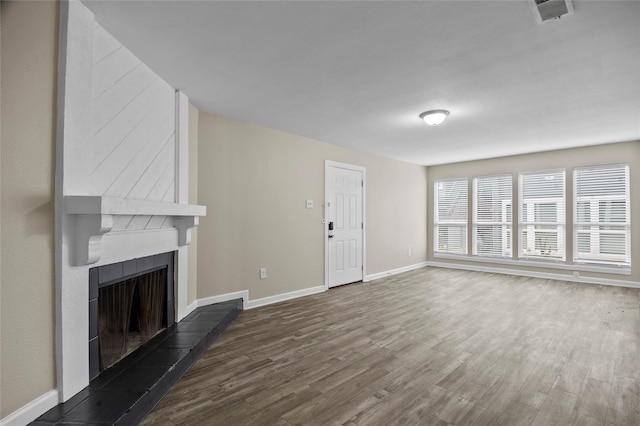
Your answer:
(54, 0), (206, 403)
(66, 195), (205, 265)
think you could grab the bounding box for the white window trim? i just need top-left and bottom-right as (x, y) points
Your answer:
(518, 169), (566, 261)
(434, 178), (468, 255)
(431, 163), (632, 275)
(472, 174), (512, 258)
(573, 163), (631, 267)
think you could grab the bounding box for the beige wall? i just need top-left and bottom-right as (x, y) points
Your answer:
(427, 141), (640, 283)
(187, 103), (199, 305)
(2, 3), (635, 420)
(1, 0), (59, 418)
(197, 113), (428, 300)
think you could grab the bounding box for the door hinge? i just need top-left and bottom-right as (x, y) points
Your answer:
(362, 265), (364, 271)
(361, 181), (364, 187)
(361, 223), (363, 229)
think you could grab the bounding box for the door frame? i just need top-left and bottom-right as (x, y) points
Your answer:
(324, 160), (366, 290)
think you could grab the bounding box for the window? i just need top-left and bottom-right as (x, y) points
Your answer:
(574, 164), (630, 266)
(434, 178), (468, 255)
(473, 174), (512, 257)
(518, 170), (566, 261)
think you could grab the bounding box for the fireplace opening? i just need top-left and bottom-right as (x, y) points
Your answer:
(89, 252), (175, 380)
(98, 267), (167, 371)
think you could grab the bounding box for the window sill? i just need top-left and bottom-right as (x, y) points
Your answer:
(433, 253), (631, 276)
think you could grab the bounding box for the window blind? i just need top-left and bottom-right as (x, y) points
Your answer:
(574, 164), (630, 266)
(473, 174), (512, 257)
(518, 170), (566, 261)
(434, 178), (468, 255)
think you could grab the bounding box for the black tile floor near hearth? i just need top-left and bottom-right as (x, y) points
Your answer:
(31, 300), (243, 426)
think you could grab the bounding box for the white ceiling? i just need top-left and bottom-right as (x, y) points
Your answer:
(83, 0), (640, 166)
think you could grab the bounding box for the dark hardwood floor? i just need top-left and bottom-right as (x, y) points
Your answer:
(142, 267), (640, 425)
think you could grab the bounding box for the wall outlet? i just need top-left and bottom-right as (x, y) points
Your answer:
(306, 199), (313, 209)
(260, 268), (267, 280)
(573, 271), (579, 279)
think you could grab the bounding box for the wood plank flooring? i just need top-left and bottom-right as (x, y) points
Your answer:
(142, 267), (640, 425)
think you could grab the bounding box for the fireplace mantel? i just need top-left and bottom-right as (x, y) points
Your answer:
(54, 1), (202, 402)
(65, 195), (206, 265)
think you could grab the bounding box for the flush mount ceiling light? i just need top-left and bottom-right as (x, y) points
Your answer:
(419, 110), (450, 126)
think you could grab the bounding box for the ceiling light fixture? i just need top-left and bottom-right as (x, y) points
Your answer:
(420, 110), (450, 126)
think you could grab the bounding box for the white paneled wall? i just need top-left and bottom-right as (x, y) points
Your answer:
(55, 0), (201, 404)
(84, 22), (176, 231)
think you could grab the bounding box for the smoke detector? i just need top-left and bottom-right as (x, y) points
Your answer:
(528, 0), (574, 23)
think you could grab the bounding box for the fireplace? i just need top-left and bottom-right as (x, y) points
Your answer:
(89, 252), (175, 380)
(55, 0), (206, 403)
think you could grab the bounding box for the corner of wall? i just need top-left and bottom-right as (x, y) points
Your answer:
(187, 103), (199, 306)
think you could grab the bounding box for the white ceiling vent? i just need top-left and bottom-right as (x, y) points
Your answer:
(528, 0), (574, 23)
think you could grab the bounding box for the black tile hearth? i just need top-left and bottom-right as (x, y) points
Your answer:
(61, 390), (146, 424)
(134, 347), (191, 367)
(100, 366), (171, 392)
(31, 299), (243, 426)
(161, 331), (208, 349)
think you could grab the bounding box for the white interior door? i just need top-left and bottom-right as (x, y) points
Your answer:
(326, 162), (364, 288)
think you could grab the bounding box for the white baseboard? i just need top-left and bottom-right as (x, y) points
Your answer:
(580, 275), (640, 288)
(364, 261), (429, 282)
(427, 261), (640, 289)
(245, 285), (325, 309)
(0, 390), (59, 426)
(197, 286), (326, 311)
(184, 300), (198, 318)
(197, 290), (249, 308)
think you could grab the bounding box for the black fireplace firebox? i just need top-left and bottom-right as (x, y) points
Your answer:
(88, 252), (174, 380)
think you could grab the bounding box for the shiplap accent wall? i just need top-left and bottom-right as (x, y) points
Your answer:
(55, 0), (194, 404)
(83, 22), (176, 232)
